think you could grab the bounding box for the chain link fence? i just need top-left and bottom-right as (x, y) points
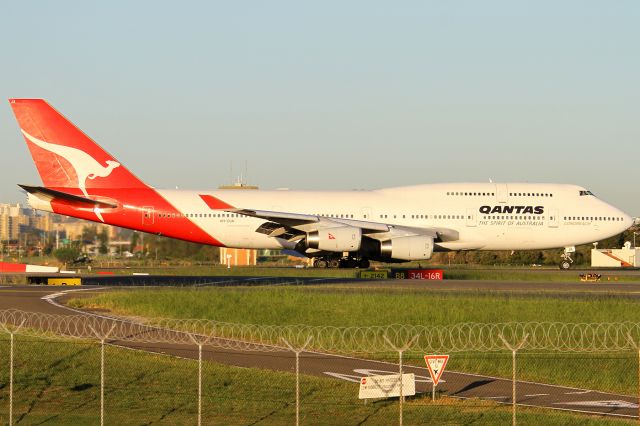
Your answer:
(0, 309), (639, 424)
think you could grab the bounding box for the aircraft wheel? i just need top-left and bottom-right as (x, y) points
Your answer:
(315, 259), (328, 268)
(343, 259), (358, 268)
(328, 259), (340, 268)
(358, 259), (370, 269)
(559, 260), (572, 270)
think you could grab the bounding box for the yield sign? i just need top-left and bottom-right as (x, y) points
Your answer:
(424, 355), (449, 386)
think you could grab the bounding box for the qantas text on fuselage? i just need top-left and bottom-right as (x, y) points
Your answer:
(480, 206), (544, 215)
(8, 99), (634, 268)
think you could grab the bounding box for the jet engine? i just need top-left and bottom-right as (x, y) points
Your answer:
(307, 226), (362, 252)
(379, 235), (434, 261)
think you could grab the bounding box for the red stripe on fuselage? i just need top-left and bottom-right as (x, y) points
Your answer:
(48, 187), (225, 246)
(199, 194), (235, 210)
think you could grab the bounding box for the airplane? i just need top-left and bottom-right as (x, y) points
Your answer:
(8, 98), (635, 269)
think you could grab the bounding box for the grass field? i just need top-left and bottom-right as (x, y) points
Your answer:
(1, 334), (626, 425)
(70, 286), (640, 325)
(68, 286), (640, 396)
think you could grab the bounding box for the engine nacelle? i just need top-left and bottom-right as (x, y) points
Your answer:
(380, 235), (434, 261)
(307, 226), (362, 252)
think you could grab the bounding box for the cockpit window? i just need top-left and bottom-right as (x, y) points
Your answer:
(579, 190), (595, 196)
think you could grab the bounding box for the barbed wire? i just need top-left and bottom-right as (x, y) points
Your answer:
(1, 309), (640, 354)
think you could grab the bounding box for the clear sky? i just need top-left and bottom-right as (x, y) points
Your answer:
(1, 2), (638, 215)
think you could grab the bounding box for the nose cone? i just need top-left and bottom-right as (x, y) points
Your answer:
(622, 212), (635, 231)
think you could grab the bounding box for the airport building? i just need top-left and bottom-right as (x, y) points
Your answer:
(220, 247), (258, 266)
(591, 243), (639, 267)
(53, 221), (117, 242)
(217, 180), (260, 266)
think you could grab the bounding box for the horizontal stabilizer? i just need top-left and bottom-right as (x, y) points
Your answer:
(18, 184), (118, 208)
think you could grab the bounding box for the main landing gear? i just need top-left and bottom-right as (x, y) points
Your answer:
(559, 246), (575, 270)
(312, 257), (370, 269)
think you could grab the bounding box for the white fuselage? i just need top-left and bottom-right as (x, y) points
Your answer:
(156, 182), (633, 252)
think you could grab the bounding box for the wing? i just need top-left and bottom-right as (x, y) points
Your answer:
(230, 208), (459, 243)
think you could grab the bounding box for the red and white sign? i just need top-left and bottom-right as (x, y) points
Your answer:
(424, 354), (449, 385)
(0, 262), (59, 273)
(408, 269), (444, 280)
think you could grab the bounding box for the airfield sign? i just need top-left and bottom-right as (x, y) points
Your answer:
(358, 373), (415, 399)
(424, 355), (448, 385)
(424, 354), (449, 400)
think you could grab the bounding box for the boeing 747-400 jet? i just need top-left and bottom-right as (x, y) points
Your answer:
(9, 99), (635, 269)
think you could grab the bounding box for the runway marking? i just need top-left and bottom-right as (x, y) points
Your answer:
(323, 372), (362, 383)
(555, 400), (639, 409)
(524, 393), (549, 397)
(483, 396), (509, 399)
(565, 390), (592, 395)
(41, 288), (289, 351)
(41, 286), (103, 305)
(194, 280), (235, 286)
(486, 400), (638, 420)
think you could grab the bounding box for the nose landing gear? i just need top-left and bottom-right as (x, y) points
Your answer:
(559, 246), (575, 270)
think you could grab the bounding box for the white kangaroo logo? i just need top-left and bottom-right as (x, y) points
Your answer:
(21, 129), (120, 222)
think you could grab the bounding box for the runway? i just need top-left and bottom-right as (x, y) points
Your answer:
(0, 281), (638, 420)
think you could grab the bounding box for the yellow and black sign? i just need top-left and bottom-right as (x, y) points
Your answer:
(359, 270), (389, 279)
(47, 277), (82, 286)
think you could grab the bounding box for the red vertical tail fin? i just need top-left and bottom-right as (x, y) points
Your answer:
(8, 99), (148, 196)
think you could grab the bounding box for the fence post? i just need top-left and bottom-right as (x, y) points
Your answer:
(188, 334), (213, 426)
(0, 319), (25, 426)
(625, 333), (640, 423)
(498, 333), (529, 426)
(383, 334), (418, 426)
(281, 336), (313, 426)
(88, 323), (116, 426)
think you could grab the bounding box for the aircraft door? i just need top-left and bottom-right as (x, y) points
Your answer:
(548, 209), (559, 228)
(496, 183), (509, 203)
(142, 206), (154, 226)
(466, 208), (477, 227)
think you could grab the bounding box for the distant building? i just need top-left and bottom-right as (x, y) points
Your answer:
(592, 244), (639, 267)
(218, 182), (259, 190)
(220, 247), (257, 266)
(29, 215), (52, 234)
(53, 221), (117, 242)
(216, 180), (260, 266)
(0, 203), (51, 241)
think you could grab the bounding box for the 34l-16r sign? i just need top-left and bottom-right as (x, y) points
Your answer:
(390, 269), (444, 280)
(408, 269), (443, 280)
